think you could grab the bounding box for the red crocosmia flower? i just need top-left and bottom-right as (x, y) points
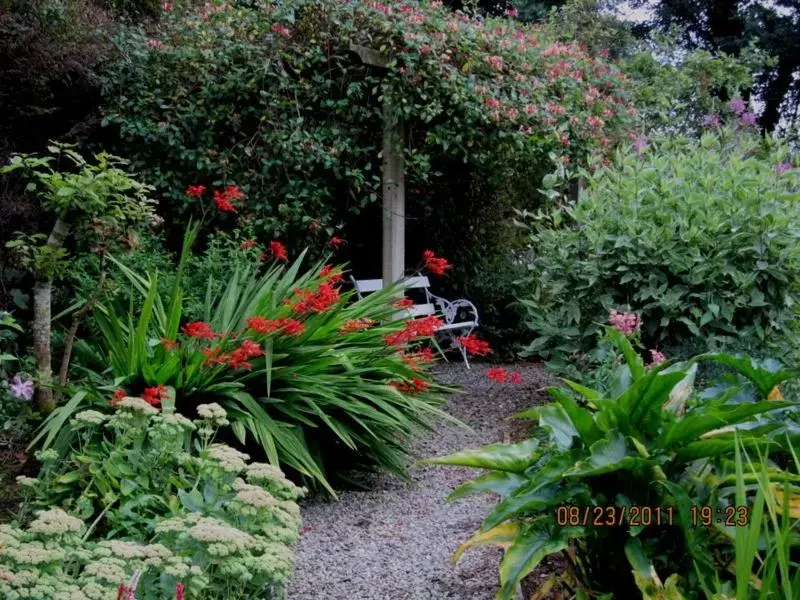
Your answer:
(339, 318), (374, 333)
(269, 241), (289, 262)
(224, 185), (245, 201)
(236, 339), (263, 359)
(422, 250), (451, 276)
(181, 321), (216, 339)
(240, 239), (257, 251)
(213, 189), (237, 213)
(329, 236), (345, 248)
(281, 318), (306, 336)
(290, 283), (340, 314)
(509, 372), (524, 384)
(142, 385), (168, 407)
(487, 367), (508, 382)
(408, 316), (442, 337)
(394, 297), (414, 309)
(175, 583), (185, 600)
(160, 337), (179, 351)
(390, 378), (429, 394)
(456, 334), (491, 356)
(185, 185), (206, 198)
(202, 346), (228, 367)
(110, 389), (126, 406)
(319, 264), (343, 283)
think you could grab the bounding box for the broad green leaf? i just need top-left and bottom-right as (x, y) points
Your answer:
(566, 432), (652, 477)
(452, 522), (519, 564)
(447, 471), (529, 502)
(425, 438), (540, 473)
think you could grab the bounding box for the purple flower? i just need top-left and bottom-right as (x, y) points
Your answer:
(740, 112), (757, 127)
(9, 375), (33, 401)
(730, 98), (746, 115)
(632, 137), (648, 154)
(702, 113), (721, 129)
(775, 162), (793, 175)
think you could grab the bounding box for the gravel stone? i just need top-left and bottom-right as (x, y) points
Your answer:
(288, 361), (555, 600)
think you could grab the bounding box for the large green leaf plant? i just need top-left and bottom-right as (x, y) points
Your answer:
(428, 327), (800, 599)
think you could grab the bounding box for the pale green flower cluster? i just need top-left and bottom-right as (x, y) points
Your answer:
(196, 402), (229, 426)
(206, 443), (250, 472)
(3, 395), (306, 599)
(71, 410), (107, 427)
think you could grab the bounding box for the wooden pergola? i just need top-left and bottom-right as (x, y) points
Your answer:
(350, 44), (406, 284)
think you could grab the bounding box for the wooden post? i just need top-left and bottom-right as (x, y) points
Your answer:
(382, 102), (405, 285)
(349, 44), (405, 286)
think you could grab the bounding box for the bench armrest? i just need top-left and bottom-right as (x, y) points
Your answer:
(428, 293), (479, 326)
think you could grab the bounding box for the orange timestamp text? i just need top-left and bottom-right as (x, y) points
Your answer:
(556, 505), (751, 527)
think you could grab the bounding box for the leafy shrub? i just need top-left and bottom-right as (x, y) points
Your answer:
(5, 400), (302, 599)
(518, 125), (800, 369)
(428, 328), (800, 599)
(99, 0), (635, 251)
(40, 227), (452, 494)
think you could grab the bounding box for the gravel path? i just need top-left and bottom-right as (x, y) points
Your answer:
(288, 361), (555, 600)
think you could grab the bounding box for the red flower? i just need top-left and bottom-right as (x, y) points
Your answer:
(185, 185), (206, 198)
(202, 346), (228, 367)
(110, 389), (126, 406)
(487, 367), (508, 382)
(247, 316), (305, 336)
(390, 378), (429, 394)
(320, 264), (343, 283)
(394, 297), (414, 309)
(237, 339), (263, 358)
(289, 283), (340, 314)
(422, 250), (451, 276)
(142, 385), (168, 407)
(160, 337), (179, 351)
(182, 321), (217, 339)
(224, 185), (245, 201)
(456, 334), (491, 356)
(269, 241), (289, 262)
(329, 236), (345, 248)
(241, 239), (257, 251)
(213, 189), (237, 213)
(340, 318), (375, 333)
(384, 316), (442, 345)
(175, 583), (185, 600)
(509, 372), (524, 384)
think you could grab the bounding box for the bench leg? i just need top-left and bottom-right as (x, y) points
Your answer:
(459, 343), (470, 369)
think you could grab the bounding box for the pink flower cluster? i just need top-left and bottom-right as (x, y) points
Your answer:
(608, 310), (640, 335)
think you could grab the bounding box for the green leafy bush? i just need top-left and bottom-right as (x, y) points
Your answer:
(5, 400), (302, 600)
(428, 328), (800, 599)
(99, 0), (635, 250)
(40, 227), (452, 494)
(518, 126), (800, 369)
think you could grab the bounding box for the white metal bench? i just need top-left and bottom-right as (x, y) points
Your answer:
(349, 275), (480, 368)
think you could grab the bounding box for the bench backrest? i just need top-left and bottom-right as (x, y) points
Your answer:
(350, 275), (436, 318)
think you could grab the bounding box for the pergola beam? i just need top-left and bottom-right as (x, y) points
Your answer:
(350, 44), (405, 286)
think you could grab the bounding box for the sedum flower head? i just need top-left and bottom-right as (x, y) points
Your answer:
(15, 475), (39, 488)
(158, 412), (196, 430)
(72, 410), (108, 426)
(115, 396), (159, 415)
(28, 508), (84, 536)
(196, 402), (229, 425)
(83, 558), (129, 585)
(206, 443), (249, 472)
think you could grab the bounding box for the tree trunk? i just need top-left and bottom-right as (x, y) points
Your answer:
(32, 217), (70, 413)
(32, 279), (55, 412)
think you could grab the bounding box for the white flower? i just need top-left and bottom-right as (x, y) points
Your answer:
(83, 558), (129, 585)
(115, 396), (159, 415)
(15, 476), (38, 487)
(158, 412), (196, 430)
(72, 410), (107, 426)
(196, 402), (227, 420)
(27, 508), (83, 535)
(206, 444), (249, 472)
(235, 488), (278, 509)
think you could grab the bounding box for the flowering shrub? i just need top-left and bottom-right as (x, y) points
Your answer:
(100, 0), (635, 250)
(10, 401), (302, 599)
(518, 124), (800, 372)
(45, 228), (451, 494)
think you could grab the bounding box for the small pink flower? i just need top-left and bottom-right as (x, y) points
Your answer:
(647, 349), (666, 367)
(146, 39), (166, 50)
(608, 310), (640, 335)
(162, 1), (173, 11)
(504, 7), (519, 17)
(271, 23), (292, 39)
